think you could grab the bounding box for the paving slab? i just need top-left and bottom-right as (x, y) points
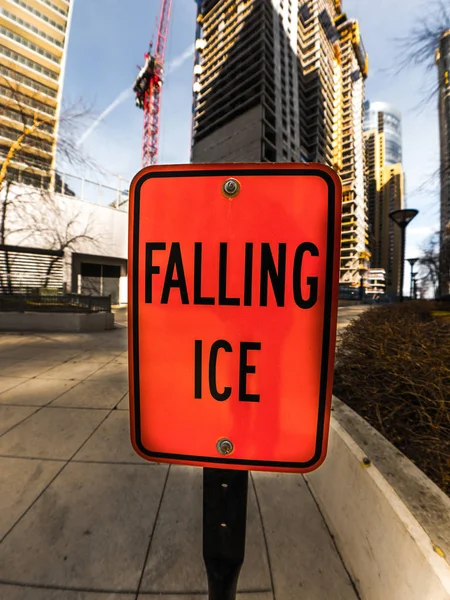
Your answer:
(70, 350), (123, 363)
(0, 462), (168, 592)
(26, 343), (82, 351)
(138, 595), (273, 600)
(0, 457), (63, 539)
(140, 466), (271, 594)
(0, 405), (38, 436)
(87, 363), (128, 383)
(96, 333), (127, 348)
(51, 381), (129, 409)
(37, 361), (106, 381)
(0, 377), (24, 394)
(0, 334), (29, 344)
(0, 585), (133, 599)
(0, 407), (107, 459)
(0, 348), (44, 360)
(0, 379), (79, 406)
(73, 411), (146, 464)
(0, 358), (22, 369)
(116, 393), (129, 410)
(3, 361), (60, 379)
(108, 355), (128, 366)
(28, 344), (96, 354)
(17, 347), (80, 358)
(252, 472), (358, 600)
(100, 341), (128, 351)
(26, 335), (99, 347)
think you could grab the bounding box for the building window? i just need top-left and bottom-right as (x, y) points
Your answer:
(7, 0), (67, 32)
(37, 0), (68, 17)
(0, 45), (58, 80)
(298, 3), (312, 24)
(0, 26), (61, 64)
(2, 9), (63, 48)
(0, 64), (57, 97)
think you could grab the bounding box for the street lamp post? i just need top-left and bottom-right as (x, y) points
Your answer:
(412, 273), (418, 299)
(389, 209), (419, 302)
(357, 250), (370, 303)
(359, 267), (365, 301)
(407, 258), (419, 299)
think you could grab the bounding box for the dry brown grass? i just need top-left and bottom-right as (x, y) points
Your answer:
(334, 301), (450, 495)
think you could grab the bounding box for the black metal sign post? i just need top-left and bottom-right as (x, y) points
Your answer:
(203, 468), (249, 600)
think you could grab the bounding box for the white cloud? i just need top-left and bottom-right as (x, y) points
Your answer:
(407, 225), (438, 238)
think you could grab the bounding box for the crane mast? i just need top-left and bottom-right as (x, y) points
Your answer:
(133, 0), (173, 167)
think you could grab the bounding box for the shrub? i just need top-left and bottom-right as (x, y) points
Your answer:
(334, 301), (450, 495)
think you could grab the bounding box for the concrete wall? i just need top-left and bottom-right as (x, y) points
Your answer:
(306, 398), (450, 600)
(1, 184), (129, 303)
(0, 312), (114, 333)
(192, 105), (263, 163)
(71, 254), (128, 305)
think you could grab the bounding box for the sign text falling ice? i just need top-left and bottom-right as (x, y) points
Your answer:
(145, 241), (319, 404)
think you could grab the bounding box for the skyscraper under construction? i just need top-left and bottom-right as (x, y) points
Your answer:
(191, 0), (369, 286)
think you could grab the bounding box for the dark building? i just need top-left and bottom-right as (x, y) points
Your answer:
(191, 0), (369, 286)
(436, 30), (450, 295)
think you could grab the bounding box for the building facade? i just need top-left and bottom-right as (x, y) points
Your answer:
(436, 30), (450, 295)
(363, 101), (404, 297)
(365, 267), (386, 298)
(336, 14), (369, 287)
(191, 0), (369, 286)
(0, 178), (129, 303)
(0, 0), (73, 189)
(364, 100), (402, 165)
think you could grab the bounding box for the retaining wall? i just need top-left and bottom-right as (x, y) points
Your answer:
(0, 312), (114, 332)
(306, 397), (450, 600)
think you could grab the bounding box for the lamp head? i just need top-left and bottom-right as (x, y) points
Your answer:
(407, 258), (419, 267)
(389, 209), (419, 228)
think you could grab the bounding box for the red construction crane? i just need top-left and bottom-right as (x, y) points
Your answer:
(133, 0), (173, 167)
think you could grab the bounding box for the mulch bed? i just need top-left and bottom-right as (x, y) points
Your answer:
(333, 301), (450, 495)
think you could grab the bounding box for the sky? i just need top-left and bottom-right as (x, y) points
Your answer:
(61, 0), (441, 263)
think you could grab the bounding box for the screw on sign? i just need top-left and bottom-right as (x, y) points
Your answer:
(128, 163), (342, 600)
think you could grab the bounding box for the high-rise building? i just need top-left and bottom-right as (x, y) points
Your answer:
(436, 29), (450, 295)
(365, 267), (386, 298)
(363, 101), (405, 297)
(191, 0), (369, 286)
(364, 101), (402, 165)
(336, 14), (369, 287)
(0, 0), (73, 189)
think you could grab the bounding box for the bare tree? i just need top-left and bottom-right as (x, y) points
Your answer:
(0, 75), (96, 193)
(395, 3), (450, 299)
(419, 233), (440, 297)
(396, 1), (450, 69)
(0, 77), (101, 293)
(393, 0), (450, 110)
(418, 229), (450, 297)
(0, 184), (102, 294)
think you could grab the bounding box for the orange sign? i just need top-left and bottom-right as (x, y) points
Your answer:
(129, 164), (342, 473)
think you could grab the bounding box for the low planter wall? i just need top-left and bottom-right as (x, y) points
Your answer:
(305, 397), (450, 600)
(0, 311), (114, 332)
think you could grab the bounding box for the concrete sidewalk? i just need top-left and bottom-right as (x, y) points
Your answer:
(0, 328), (358, 599)
(336, 305), (367, 331)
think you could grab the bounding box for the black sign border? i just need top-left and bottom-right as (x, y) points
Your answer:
(132, 167), (337, 469)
